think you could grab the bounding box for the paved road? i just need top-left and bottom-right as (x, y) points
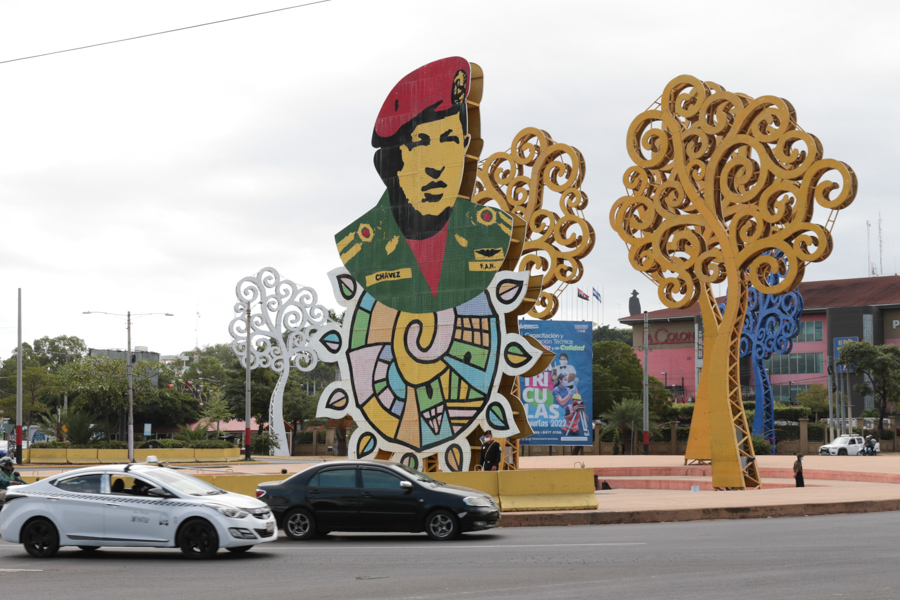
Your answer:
(2, 513), (898, 599)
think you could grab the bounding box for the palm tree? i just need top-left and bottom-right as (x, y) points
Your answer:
(64, 411), (97, 445)
(37, 408), (69, 442)
(175, 423), (209, 442)
(599, 398), (660, 455)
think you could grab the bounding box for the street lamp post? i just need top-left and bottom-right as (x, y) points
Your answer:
(83, 311), (173, 462)
(661, 372), (667, 389)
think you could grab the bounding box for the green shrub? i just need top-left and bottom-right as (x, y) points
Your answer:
(808, 422), (826, 442)
(157, 439), (188, 449)
(31, 441), (70, 449)
(751, 435), (772, 455)
(657, 404), (694, 424)
(31, 441), (127, 449)
(775, 425), (799, 441)
(774, 405), (812, 421)
(189, 440), (235, 449)
(251, 433), (279, 455)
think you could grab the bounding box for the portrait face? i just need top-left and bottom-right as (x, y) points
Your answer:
(397, 111), (470, 217)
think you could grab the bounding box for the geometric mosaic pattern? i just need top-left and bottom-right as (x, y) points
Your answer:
(313, 268), (544, 472)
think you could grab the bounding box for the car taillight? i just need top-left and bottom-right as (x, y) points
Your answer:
(256, 489), (266, 498)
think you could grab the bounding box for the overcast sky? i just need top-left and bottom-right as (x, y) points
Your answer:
(0, 0), (895, 359)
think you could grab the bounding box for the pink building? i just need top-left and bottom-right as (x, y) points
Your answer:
(619, 276), (900, 413)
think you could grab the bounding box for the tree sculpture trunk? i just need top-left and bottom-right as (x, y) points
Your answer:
(268, 369), (290, 457)
(685, 280), (760, 489)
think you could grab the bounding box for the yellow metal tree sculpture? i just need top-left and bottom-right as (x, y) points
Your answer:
(610, 75), (857, 489)
(475, 128), (595, 320)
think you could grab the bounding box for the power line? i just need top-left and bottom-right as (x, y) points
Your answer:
(0, 0), (331, 66)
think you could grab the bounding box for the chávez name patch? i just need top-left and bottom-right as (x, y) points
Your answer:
(366, 268), (413, 287)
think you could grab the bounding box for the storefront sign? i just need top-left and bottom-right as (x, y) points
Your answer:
(649, 327), (694, 345)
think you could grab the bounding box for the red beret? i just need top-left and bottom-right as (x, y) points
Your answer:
(374, 56), (470, 139)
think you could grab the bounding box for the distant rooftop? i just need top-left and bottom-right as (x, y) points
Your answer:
(620, 275), (900, 324)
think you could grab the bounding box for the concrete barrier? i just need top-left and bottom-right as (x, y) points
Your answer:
(26, 447), (241, 465)
(497, 469), (598, 512)
(97, 449), (125, 464)
(194, 448), (241, 463)
(66, 449), (98, 464)
(27, 449), (68, 464)
(432, 469), (597, 512)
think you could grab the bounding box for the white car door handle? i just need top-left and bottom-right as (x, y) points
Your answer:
(106, 503), (120, 507)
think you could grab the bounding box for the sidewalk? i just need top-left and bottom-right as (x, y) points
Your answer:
(499, 454), (900, 527)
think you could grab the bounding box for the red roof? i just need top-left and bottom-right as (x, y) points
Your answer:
(620, 275), (900, 323)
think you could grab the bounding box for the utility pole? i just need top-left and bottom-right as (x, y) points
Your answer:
(126, 311), (134, 462)
(827, 362), (835, 442)
(642, 311), (649, 455)
(83, 310), (172, 462)
(845, 368), (852, 433)
(838, 367), (845, 435)
(16, 288), (23, 464)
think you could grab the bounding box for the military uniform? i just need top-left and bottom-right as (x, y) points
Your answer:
(335, 191), (513, 314)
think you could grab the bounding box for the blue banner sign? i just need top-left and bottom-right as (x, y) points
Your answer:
(518, 320), (593, 446)
(833, 336), (858, 373)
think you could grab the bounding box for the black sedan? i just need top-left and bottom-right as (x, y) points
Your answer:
(256, 460), (500, 541)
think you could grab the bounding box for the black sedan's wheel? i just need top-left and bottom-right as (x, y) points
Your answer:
(226, 545), (253, 554)
(179, 519), (219, 559)
(426, 510), (459, 541)
(77, 546), (100, 552)
(283, 508), (316, 541)
(22, 518), (60, 558)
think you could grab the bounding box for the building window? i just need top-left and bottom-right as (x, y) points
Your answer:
(764, 352), (823, 375)
(795, 321), (823, 343)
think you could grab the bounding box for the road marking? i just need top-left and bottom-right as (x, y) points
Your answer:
(0, 568), (43, 572)
(268, 542), (645, 550)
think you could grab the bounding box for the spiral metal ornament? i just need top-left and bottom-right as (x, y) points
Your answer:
(228, 266), (331, 456)
(722, 251), (804, 452)
(610, 75), (857, 489)
(474, 128), (595, 320)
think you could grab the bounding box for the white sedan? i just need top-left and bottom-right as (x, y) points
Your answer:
(1, 463), (276, 559)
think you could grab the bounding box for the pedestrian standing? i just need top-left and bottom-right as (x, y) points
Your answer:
(793, 453), (805, 487)
(479, 431), (501, 471)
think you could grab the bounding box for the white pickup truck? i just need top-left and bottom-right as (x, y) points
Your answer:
(818, 435), (880, 456)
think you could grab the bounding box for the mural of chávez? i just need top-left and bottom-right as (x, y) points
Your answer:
(335, 57), (514, 314)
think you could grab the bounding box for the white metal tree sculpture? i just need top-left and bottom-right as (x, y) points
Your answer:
(229, 267), (330, 456)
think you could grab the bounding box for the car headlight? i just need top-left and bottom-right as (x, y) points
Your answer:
(206, 503), (249, 518)
(463, 496), (493, 507)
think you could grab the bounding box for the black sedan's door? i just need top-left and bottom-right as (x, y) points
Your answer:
(358, 468), (423, 532)
(306, 467), (362, 530)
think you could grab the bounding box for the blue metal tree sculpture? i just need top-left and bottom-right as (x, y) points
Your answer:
(736, 252), (804, 452)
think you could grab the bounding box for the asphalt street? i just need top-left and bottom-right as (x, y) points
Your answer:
(1, 513), (898, 599)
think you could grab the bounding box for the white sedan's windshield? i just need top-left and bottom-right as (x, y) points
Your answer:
(145, 469), (224, 496)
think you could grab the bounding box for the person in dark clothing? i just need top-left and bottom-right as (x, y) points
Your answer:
(479, 430), (501, 471)
(793, 453), (805, 487)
